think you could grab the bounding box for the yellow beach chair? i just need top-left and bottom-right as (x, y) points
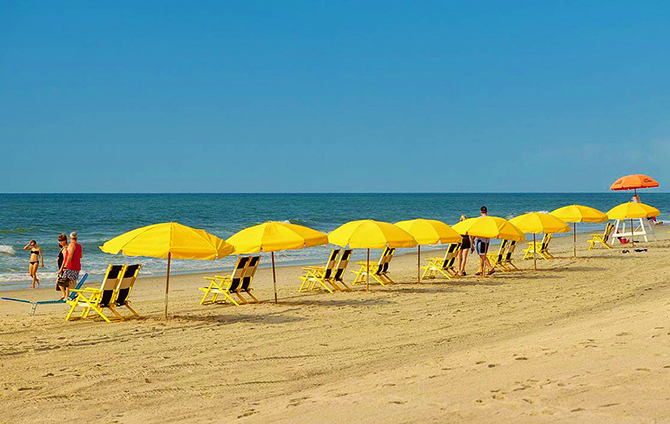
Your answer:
(299, 249), (340, 293)
(538, 233), (554, 259)
(487, 240), (509, 271)
(421, 242), (461, 279)
(65, 264), (125, 323)
(328, 249), (353, 291)
(522, 234), (553, 260)
(352, 247), (395, 286)
(198, 256), (250, 305)
(236, 256), (260, 304)
(587, 222), (615, 250)
(501, 240), (520, 271)
(108, 264), (142, 320)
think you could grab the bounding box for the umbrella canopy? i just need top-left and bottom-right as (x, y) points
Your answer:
(227, 221), (328, 303)
(394, 219), (461, 245)
(100, 222), (235, 318)
(329, 220), (416, 290)
(610, 174), (659, 191)
(550, 205), (608, 257)
(101, 222), (234, 259)
(227, 221), (328, 254)
(451, 216), (525, 242)
(328, 220), (417, 249)
(550, 205), (608, 223)
(606, 202), (660, 220)
(394, 219), (461, 284)
(509, 212), (571, 234)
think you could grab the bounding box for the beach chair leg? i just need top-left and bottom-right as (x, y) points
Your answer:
(123, 303), (141, 318)
(317, 280), (334, 293)
(199, 289), (212, 305)
(245, 291), (260, 304)
(107, 306), (125, 321)
(65, 302), (79, 322)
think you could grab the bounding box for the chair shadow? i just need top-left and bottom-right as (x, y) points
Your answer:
(276, 297), (395, 307)
(171, 312), (308, 325)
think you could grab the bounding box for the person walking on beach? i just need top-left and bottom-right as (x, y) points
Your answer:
(471, 206), (494, 276)
(59, 232), (82, 296)
(23, 240), (44, 288)
(56, 233), (70, 298)
(457, 215), (470, 276)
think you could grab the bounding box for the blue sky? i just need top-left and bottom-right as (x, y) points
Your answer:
(1, 1), (669, 193)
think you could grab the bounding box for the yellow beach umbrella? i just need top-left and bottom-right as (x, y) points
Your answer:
(329, 220), (417, 291)
(606, 203), (660, 248)
(395, 219), (462, 284)
(452, 216), (526, 242)
(227, 221), (328, 303)
(550, 205), (608, 257)
(509, 213), (570, 270)
(100, 222), (235, 318)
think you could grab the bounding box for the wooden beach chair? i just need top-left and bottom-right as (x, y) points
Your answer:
(501, 240), (520, 271)
(587, 223), (615, 250)
(421, 243), (461, 280)
(65, 265), (125, 323)
(298, 249), (340, 293)
(236, 256), (260, 304)
(487, 240), (509, 271)
(198, 256), (249, 305)
(351, 247), (394, 286)
(2, 273), (88, 316)
(108, 264), (142, 320)
(378, 248), (396, 284)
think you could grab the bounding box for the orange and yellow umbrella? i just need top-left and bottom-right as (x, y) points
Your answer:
(610, 174), (659, 193)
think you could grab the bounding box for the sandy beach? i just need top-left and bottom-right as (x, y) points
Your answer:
(1, 231), (669, 423)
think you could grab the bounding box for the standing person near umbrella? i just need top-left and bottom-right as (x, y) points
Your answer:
(56, 233), (70, 298)
(471, 206), (494, 276)
(457, 215), (470, 276)
(59, 232), (83, 294)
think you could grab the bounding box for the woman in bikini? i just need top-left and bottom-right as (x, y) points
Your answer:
(23, 239), (44, 288)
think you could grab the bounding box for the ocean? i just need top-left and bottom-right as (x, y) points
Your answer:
(1, 192), (667, 290)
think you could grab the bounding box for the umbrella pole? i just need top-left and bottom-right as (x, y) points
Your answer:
(271, 252), (278, 304)
(533, 234), (537, 270)
(164, 252), (171, 319)
(366, 248), (370, 292)
(630, 218), (635, 248)
(417, 246), (421, 284)
(573, 223), (577, 258)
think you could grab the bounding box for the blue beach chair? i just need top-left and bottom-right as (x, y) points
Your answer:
(1, 273), (89, 316)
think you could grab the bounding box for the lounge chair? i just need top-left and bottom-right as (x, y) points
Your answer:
(2, 273), (88, 316)
(501, 240), (520, 271)
(108, 264), (142, 320)
(587, 223), (615, 250)
(236, 256), (260, 304)
(421, 243), (461, 279)
(487, 240), (509, 271)
(352, 247), (394, 286)
(65, 265), (125, 322)
(522, 234), (553, 260)
(198, 256), (250, 305)
(299, 249), (340, 293)
(378, 248), (396, 284)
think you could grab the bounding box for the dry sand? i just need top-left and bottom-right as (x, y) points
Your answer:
(1, 231), (670, 423)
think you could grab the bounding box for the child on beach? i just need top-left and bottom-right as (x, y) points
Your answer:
(23, 240), (44, 288)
